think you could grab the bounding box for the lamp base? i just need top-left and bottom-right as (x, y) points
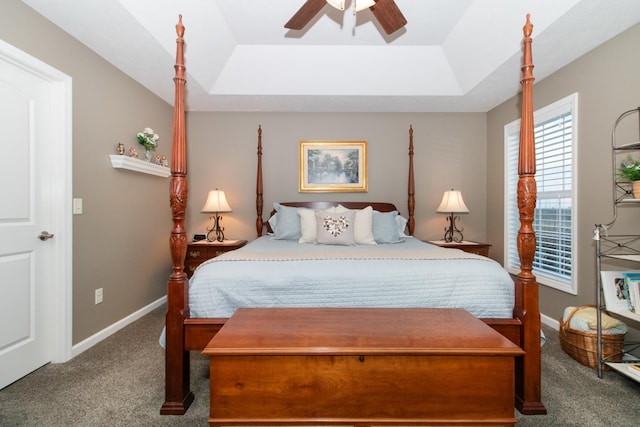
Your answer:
(206, 215), (225, 242)
(442, 214), (464, 243)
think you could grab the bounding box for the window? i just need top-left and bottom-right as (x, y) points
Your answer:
(504, 93), (578, 294)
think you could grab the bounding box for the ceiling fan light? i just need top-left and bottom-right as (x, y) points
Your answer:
(326, 0), (346, 10)
(354, 0), (376, 12)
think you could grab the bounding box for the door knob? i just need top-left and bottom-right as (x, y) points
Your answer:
(38, 231), (54, 241)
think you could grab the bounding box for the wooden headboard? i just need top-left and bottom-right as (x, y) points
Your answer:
(276, 201), (398, 212)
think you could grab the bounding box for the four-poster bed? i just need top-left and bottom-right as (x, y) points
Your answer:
(161, 14), (546, 417)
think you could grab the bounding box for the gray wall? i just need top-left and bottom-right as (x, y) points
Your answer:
(487, 23), (640, 336)
(184, 112), (488, 244)
(1, 0), (173, 344)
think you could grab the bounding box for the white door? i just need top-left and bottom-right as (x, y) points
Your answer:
(0, 40), (72, 389)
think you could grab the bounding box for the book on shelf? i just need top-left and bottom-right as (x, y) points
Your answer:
(622, 272), (640, 313)
(627, 364), (640, 378)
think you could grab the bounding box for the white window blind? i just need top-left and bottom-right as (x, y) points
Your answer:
(504, 93), (578, 294)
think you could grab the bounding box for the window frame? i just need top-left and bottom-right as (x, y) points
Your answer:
(503, 92), (579, 295)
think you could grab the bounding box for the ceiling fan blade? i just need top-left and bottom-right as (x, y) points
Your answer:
(370, 0), (407, 35)
(285, 0), (327, 30)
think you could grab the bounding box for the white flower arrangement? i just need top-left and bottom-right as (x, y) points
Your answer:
(137, 127), (159, 151)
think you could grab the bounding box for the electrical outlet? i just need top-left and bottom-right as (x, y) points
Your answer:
(95, 288), (103, 305)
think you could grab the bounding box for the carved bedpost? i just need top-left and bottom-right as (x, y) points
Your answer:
(161, 15), (194, 415)
(407, 125), (415, 236)
(256, 125), (264, 237)
(514, 14), (546, 415)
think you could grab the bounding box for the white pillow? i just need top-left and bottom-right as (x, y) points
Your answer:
(297, 208), (317, 243)
(315, 210), (356, 245)
(396, 214), (410, 237)
(267, 213), (278, 234)
(336, 205), (376, 245)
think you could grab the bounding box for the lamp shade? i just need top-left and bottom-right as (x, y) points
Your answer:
(201, 190), (232, 213)
(436, 189), (469, 214)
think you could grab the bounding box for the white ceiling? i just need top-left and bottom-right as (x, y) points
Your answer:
(22, 0), (640, 112)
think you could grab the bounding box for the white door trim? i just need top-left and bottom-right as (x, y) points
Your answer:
(0, 38), (72, 363)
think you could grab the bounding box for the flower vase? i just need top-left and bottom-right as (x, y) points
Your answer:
(144, 149), (153, 162)
(633, 181), (640, 199)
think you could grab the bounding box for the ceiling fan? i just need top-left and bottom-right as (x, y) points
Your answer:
(285, 0), (407, 35)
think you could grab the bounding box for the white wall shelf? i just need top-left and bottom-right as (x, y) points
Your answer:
(109, 154), (170, 178)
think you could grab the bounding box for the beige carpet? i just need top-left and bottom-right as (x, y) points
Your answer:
(0, 305), (638, 426)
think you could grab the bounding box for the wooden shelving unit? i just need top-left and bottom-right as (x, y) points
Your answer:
(594, 107), (640, 381)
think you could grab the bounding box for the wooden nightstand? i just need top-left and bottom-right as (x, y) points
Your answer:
(426, 240), (491, 257)
(184, 239), (247, 278)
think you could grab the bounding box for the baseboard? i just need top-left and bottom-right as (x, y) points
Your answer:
(71, 295), (167, 359)
(68, 301), (559, 358)
(541, 312), (559, 331)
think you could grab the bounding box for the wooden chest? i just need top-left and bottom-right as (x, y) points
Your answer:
(203, 308), (523, 426)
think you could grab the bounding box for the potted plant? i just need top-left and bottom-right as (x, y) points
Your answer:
(619, 154), (640, 198)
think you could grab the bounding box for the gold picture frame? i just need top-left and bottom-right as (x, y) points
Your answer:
(299, 140), (367, 193)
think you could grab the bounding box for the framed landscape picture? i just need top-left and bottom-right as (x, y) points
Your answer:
(299, 140), (367, 193)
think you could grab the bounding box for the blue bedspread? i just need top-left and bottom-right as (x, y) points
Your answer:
(188, 237), (514, 319)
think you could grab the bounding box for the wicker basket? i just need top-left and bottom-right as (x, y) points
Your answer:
(559, 305), (625, 370)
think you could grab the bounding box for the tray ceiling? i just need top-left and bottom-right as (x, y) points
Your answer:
(22, 0), (640, 112)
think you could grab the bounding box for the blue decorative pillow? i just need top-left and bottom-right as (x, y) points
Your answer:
(372, 210), (404, 244)
(315, 210), (355, 245)
(271, 203), (301, 240)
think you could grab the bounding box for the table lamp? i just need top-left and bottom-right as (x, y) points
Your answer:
(201, 189), (232, 242)
(436, 189), (469, 243)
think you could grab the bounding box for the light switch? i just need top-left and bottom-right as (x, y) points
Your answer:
(73, 198), (83, 215)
